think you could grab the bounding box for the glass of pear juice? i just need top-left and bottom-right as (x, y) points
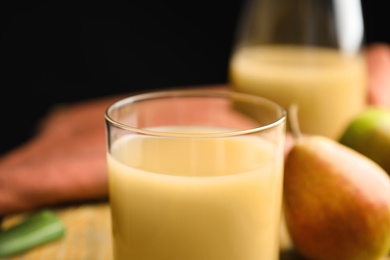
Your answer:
(105, 89), (286, 260)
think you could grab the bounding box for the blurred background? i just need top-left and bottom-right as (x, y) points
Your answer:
(0, 0), (387, 155)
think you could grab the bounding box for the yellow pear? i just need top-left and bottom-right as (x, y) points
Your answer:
(284, 135), (390, 260)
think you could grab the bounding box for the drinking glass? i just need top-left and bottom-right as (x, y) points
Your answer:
(105, 89), (286, 260)
(229, 0), (367, 139)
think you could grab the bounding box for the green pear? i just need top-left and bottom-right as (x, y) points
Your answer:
(283, 135), (390, 260)
(340, 106), (390, 174)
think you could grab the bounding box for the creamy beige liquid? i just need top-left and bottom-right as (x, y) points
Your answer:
(230, 45), (367, 139)
(107, 127), (283, 260)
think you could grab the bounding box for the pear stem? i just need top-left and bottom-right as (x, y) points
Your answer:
(288, 104), (302, 141)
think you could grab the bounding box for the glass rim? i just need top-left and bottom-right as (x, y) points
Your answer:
(105, 89), (286, 138)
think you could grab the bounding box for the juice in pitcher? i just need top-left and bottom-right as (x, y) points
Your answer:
(230, 45), (367, 140)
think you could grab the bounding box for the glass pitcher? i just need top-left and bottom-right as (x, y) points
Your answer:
(229, 0), (367, 140)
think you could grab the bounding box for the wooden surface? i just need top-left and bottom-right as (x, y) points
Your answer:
(2, 202), (390, 260)
(1, 201), (113, 260)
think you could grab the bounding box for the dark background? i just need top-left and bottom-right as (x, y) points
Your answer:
(0, 0), (387, 155)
